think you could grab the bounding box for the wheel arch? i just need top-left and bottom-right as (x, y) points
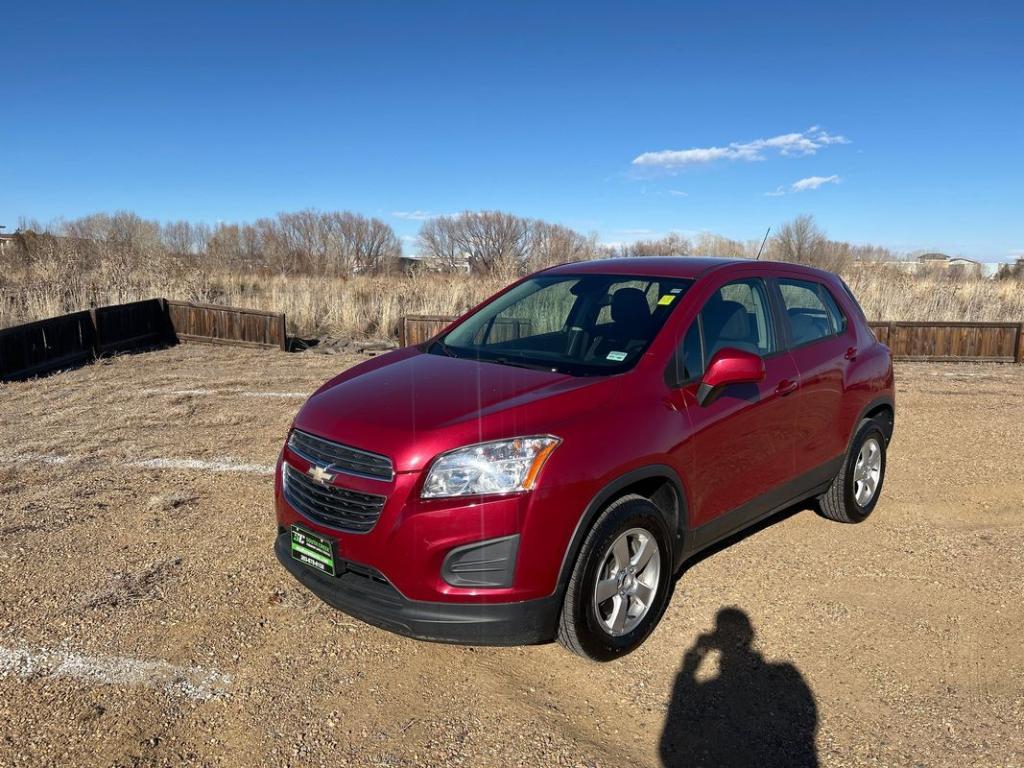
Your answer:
(855, 395), (895, 445)
(553, 465), (689, 597)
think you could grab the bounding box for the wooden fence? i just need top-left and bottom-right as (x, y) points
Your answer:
(401, 314), (1024, 363)
(93, 298), (172, 355)
(1, 299), (287, 381)
(166, 300), (287, 350)
(866, 321), (1024, 363)
(0, 310), (97, 381)
(398, 314), (455, 347)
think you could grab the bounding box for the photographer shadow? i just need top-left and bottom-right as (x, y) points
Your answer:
(659, 607), (818, 768)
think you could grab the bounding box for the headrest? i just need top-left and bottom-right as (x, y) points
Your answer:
(611, 288), (651, 327)
(717, 301), (751, 340)
(790, 313), (827, 341)
(703, 298), (750, 340)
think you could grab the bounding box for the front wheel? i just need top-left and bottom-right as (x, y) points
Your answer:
(557, 494), (673, 661)
(818, 419), (888, 523)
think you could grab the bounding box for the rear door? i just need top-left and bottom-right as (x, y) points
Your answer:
(671, 277), (800, 530)
(772, 276), (855, 477)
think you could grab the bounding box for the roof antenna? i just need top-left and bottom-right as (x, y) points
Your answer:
(755, 226), (771, 260)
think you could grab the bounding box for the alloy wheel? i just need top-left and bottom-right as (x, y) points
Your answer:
(853, 437), (882, 506)
(592, 527), (661, 637)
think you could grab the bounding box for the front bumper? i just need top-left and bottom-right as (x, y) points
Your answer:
(274, 532), (561, 645)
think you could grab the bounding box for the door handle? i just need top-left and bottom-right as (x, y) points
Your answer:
(845, 346), (858, 361)
(775, 379), (798, 396)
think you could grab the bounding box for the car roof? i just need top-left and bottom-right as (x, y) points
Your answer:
(543, 256), (739, 279)
(542, 256), (834, 281)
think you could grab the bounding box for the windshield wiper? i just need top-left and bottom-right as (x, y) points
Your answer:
(429, 340), (460, 358)
(492, 356), (561, 373)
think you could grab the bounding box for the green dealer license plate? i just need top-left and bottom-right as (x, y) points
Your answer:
(290, 525), (337, 576)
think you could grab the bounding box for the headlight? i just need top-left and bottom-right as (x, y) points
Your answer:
(421, 436), (561, 499)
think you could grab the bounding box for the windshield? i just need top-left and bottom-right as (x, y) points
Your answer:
(434, 274), (693, 376)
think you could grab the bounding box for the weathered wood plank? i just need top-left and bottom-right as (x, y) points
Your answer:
(165, 300), (287, 349)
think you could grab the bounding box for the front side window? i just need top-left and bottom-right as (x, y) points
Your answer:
(673, 278), (775, 383)
(438, 274), (692, 376)
(778, 278), (846, 346)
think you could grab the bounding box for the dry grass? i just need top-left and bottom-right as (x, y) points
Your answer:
(2, 266), (1022, 339)
(844, 267), (1024, 322)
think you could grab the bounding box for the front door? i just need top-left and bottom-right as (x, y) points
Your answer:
(671, 277), (800, 530)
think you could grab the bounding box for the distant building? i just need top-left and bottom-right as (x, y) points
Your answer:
(908, 252), (985, 277)
(948, 256), (982, 277)
(396, 255), (427, 274)
(0, 232), (17, 256)
(869, 251), (1001, 278)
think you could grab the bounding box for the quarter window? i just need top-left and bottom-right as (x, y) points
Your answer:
(818, 287), (848, 333)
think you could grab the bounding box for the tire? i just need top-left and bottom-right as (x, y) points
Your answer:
(557, 494), (674, 661)
(818, 418), (888, 524)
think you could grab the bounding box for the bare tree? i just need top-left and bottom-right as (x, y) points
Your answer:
(770, 214), (828, 267)
(418, 213), (603, 276)
(333, 213), (402, 274)
(693, 232), (748, 258)
(417, 211), (530, 278)
(417, 215), (466, 272)
(620, 233), (692, 258)
(207, 224), (244, 268)
(459, 211), (530, 279)
(526, 222), (599, 271)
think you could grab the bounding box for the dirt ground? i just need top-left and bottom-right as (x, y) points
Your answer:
(1, 344), (1022, 768)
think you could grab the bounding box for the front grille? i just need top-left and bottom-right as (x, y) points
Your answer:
(283, 463), (387, 533)
(288, 430), (394, 480)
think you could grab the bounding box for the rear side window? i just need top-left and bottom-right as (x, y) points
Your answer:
(778, 278), (847, 346)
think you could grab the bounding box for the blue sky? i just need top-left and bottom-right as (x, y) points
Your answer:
(2, 1), (1022, 259)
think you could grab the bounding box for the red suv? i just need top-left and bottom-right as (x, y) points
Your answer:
(275, 258), (894, 660)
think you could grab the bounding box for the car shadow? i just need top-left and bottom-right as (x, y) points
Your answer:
(678, 501), (813, 577)
(659, 606), (818, 767)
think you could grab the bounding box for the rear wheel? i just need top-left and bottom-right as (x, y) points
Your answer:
(818, 419), (887, 523)
(557, 494), (673, 661)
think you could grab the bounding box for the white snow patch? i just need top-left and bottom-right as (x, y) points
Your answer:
(142, 387), (306, 399)
(141, 387), (217, 396)
(0, 644), (231, 701)
(130, 457), (275, 475)
(1, 452), (274, 475)
(0, 452), (71, 466)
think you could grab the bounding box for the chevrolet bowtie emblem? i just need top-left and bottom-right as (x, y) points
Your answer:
(307, 465), (335, 484)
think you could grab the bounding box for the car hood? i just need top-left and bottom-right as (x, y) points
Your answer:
(293, 348), (620, 472)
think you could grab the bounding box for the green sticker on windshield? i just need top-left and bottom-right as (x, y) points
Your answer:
(606, 351), (627, 362)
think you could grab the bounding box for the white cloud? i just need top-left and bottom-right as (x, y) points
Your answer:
(668, 190), (688, 197)
(765, 174), (842, 196)
(391, 210), (435, 221)
(632, 127), (849, 169)
(791, 174), (842, 192)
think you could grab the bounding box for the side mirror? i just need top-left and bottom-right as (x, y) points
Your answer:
(696, 348), (765, 406)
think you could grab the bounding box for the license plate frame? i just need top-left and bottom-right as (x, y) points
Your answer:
(290, 525), (337, 577)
